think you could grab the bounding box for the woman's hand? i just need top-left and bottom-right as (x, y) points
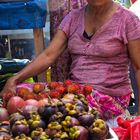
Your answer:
(0, 29), (67, 98)
(0, 76), (17, 97)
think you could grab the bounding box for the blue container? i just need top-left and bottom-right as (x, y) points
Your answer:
(0, 0), (47, 29)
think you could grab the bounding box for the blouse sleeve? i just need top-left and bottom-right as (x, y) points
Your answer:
(125, 14), (140, 43)
(58, 12), (73, 38)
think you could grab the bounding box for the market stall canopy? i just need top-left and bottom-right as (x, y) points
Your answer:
(129, 0), (140, 19)
(0, 0), (29, 2)
(0, 0), (47, 29)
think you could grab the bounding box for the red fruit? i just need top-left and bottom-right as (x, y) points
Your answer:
(0, 107), (9, 121)
(56, 85), (66, 95)
(3, 92), (15, 103)
(64, 80), (73, 87)
(38, 98), (48, 107)
(117, 117), (124, 127)
(67, 84), (78, 93)
(75, 84), (81, 91)
(122, 119), (134, 128)
(83, 85), (93, 96)
(77, 90), (84, 95)
(23, 93), (35, 100)
(50, 90), (61, 98)
(16, 87), (30, 98)
(25, 99), (39, 107)
(7, 96), (25, 114)
(36, 93), (48, 100)
(33, 82), (45, 94)
(48, 82), (60, 90)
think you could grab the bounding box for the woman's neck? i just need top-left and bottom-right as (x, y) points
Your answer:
(86, 0), (114, 16)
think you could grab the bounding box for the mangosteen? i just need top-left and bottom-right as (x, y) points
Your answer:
(75, 103), (87, 113)
(28, 112), (46, 131)
(0, 128), (11, 138)
(31, 128), (50, 140)
(49, 112), (64, 123)
(89, 119), (109, 140)
(0, 121), (10, 131)
(20, 105), (38, 120)
(65, 103), (78, 117)
(78, 113), (95, 127)
(53, 138), (71, 140)
(11, 120), (29, 137)
(9, 112), (25, 127)
(38, 104), (58, 122)
(90, 109), (104, 120)
(75, 96), (89, 112)
(57, 101), (67, 115)
(46, 121), (62, 138)
(61, 116), (80, 132)
(69, 126), (89, 140)
(46, 128), (60, 138)
(53, 131), (70, 140)
(14, 134), (32, 140)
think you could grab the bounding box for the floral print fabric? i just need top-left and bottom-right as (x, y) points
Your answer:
(87, 90), (131, 120)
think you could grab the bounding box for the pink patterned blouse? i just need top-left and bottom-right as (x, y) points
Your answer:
(58, 5), (140, 96)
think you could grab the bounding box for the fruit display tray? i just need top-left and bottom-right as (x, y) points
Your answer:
(106, 128), (118, 140)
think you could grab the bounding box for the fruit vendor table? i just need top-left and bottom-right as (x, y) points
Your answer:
(0, 0), (47, 81)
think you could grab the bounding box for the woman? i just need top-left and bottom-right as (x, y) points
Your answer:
(1, 0), (140, 127)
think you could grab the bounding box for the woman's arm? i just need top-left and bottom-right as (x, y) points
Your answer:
(128, 38), (140, 115)
(0, 29), (67, 94)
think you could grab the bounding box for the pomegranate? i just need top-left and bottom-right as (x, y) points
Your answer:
(7, 96), (25, 114)
(0, 107), (9, 121)
(25, 99), (39, 107)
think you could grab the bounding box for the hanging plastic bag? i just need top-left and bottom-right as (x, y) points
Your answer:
(113, 116), (140, 140)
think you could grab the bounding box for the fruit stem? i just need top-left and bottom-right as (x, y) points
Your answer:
(47, 93), (52, 105)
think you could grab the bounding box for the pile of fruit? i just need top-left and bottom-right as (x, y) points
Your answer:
(0, 80), (109, 140)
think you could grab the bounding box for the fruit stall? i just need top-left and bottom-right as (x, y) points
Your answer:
(0, 80), (119, 140)
(1, 1), (140, 140)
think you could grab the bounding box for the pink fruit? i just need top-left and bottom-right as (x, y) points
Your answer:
(38, 98), (49, 107)
(0, 107), (9, 121)
(7, 96), (25, 114)
(25, 99), (39, 107)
